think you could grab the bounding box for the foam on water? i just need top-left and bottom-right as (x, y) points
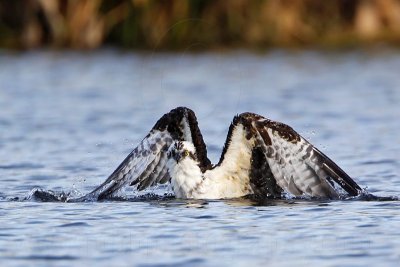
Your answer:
(19, 187), (400, 204)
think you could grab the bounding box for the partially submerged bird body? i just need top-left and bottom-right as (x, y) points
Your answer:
(167, 141), (253, 199)
(90, 107), (362, 200)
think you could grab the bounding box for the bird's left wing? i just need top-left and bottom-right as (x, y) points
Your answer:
(246, 114), (362, 198)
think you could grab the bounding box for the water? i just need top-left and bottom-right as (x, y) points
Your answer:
(1, 49), (400, 266)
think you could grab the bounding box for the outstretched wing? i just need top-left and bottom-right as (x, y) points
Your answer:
(87, 107), (211, 200)
(249, 114), (361, 198)
(88, 130), (173, 200)
(217, 113), (361, 199)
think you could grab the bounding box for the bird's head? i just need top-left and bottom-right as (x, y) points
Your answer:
(167, 141), (198, 164)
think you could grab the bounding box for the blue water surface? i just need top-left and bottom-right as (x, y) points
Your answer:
(0, 49), (399, 267)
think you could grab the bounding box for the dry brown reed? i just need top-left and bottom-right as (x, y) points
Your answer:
(1, 0), (400, 50)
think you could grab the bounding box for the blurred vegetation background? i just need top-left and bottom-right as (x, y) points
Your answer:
(1, 0), (400, 50)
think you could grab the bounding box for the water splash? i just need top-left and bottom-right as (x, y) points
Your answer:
(21, 187), (176, 203)
(25, 188), (82, 202)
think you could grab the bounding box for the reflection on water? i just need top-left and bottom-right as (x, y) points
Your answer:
(0, 49), (400, 266)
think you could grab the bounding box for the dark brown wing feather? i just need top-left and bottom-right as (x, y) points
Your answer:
(232, 113), (362, 198)
(249, 147), (283, 198)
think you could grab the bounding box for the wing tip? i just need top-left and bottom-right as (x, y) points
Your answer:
(314, 148), (362, 196)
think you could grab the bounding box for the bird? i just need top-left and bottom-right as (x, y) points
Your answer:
(88, 107), (362, 200)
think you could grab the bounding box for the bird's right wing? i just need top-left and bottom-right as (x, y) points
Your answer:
(85, 107), (211, 200)
(88, 129), (173, 200)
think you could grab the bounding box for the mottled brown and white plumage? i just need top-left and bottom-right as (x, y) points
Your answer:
(88, 107), (362, 200)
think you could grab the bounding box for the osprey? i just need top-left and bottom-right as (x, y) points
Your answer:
(89, 107), (362, 200)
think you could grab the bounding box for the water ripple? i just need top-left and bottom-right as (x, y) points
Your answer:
(13, 255), (78, 261)
(58, 222), (91, 227)
(0, 163), (44, 170)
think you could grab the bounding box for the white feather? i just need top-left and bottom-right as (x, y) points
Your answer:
(181, 117), (193, 143)
(167, 126), (254, 199)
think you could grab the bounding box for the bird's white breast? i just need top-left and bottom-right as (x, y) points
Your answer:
(202, 125), (255, 198)
(167, 156), (204, 198)
(167, 125), (254, 199)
